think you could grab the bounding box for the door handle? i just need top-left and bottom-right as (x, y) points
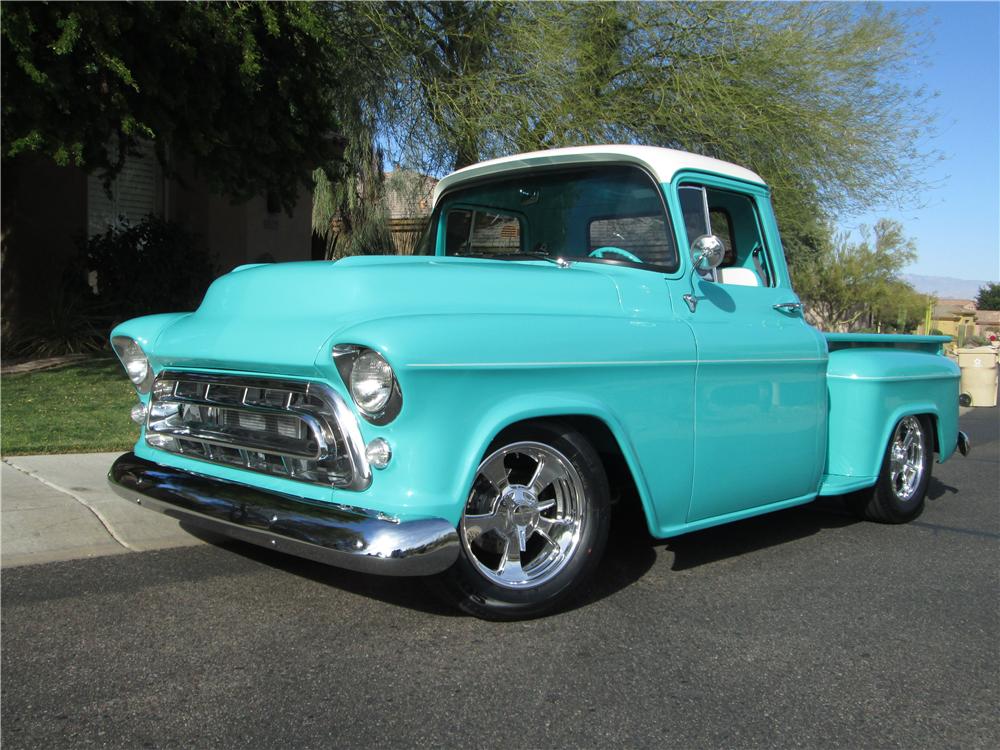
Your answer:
(773, 302), (803, 314)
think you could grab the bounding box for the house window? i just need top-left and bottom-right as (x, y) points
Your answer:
(87, 140), (164, 236)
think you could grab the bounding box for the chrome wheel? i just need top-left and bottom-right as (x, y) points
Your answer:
(461, 441), (587, 589)
(888, 416), (925, 502)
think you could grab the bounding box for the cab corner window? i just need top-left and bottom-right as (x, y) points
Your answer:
(445, 208), (521, 255)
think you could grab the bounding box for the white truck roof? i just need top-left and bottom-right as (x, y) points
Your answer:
(432, 145), (766, 204)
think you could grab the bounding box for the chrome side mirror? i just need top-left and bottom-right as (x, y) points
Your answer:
(690, 234), (726, 272)
(683, 234), (726, 313)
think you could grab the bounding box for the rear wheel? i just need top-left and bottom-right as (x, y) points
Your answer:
(430, 422), (610, 620)
(851, 415), (932, 523)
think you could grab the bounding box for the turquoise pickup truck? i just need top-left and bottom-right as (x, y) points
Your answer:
(109, 145), (969, 620)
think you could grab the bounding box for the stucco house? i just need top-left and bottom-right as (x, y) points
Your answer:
(925, 298), (999, 342)
(975, 309), (1000, 339)
(929, 298), (977, 338)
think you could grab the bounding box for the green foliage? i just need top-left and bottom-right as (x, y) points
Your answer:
(5, 286), (112, 358)
(1, 2), (352, 211)
(7, 216), (215, 357)
(796, 219), (931, 332)
(0, 358), (139, 455)
(975, 282), (1000, 311)
(312, 127), (394, 258)
(77, 216), (216, 322)
(365, 1), (935, 267)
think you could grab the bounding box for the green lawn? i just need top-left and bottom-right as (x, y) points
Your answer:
(1, 357), (140, 455)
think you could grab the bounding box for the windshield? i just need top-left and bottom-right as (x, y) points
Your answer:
(414, 165), (678, 272)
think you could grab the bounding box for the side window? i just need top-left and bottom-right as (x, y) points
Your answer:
(445, 208), (521, 255)
(678, 183), (776, 288)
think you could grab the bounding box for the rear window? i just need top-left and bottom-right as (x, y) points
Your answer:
(445, 209), (522, 255)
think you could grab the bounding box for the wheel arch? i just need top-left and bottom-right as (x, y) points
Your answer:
(877, 405), (942, 462)
(458, 398), (661, 536)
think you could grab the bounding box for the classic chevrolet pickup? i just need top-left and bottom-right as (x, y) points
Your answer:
(109, 145), (969, 619)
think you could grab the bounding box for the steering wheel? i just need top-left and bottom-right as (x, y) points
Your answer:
(588, 246), (642, 263)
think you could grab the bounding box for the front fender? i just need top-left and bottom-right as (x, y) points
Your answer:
(324, 311), (696, 531)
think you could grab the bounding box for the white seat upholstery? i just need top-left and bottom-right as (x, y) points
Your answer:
(717, 267), (760, 287)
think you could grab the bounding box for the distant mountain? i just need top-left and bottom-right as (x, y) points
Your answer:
(902, 274), (991, 300)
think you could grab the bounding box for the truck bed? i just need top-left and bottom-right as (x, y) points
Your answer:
(824, 333), (951, 355)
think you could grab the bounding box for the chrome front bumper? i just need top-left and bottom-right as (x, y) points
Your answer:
(107, 453), (459, 576)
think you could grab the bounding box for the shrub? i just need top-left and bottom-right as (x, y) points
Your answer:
(6, 285), (111, 357)
(78, 215), (216, 323)
(964, 335), (988, 348)
(7, 216), (217, 358)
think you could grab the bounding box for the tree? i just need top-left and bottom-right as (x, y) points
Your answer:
(1, 2), (365, 211)
(795, 219), (931, 332)
(976, 282), (1000, 311)
(365, 1), (936, 266)
(311, 129), (394, 259)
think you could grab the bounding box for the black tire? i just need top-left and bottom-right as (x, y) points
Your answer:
(850, 415), (933, 524)
(428, 421), (610, 620)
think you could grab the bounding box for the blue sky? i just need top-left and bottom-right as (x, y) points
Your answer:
(845, 1), (999, 282)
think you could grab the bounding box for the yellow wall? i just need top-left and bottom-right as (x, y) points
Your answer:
(932, 314), (975, 337)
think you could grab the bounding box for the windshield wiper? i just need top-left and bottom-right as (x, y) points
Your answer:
(458, 251), (570, 267)
(519, 251), (571, 268)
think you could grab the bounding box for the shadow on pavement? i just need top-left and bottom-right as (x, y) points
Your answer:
(180, 523), (462, 617)
(927, 475), (960, 501)
(657, 497), (858, 572)
(186, 496), (863, 616)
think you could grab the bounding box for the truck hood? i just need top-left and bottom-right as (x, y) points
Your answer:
(151, 255), (625, 375)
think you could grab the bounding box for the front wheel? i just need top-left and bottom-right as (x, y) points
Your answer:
(851, 415), (932, 523)
(429, 422), (610, 620)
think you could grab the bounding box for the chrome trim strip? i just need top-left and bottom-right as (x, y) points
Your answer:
(108, 453), (459, 577)
(151, 371), (373, 491)
(148, 421), (328, 460)
(407, 358), (826, 369)
(827, 373), (960, 382)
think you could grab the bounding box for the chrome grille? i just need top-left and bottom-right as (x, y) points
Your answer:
(145, 371), (371, 490)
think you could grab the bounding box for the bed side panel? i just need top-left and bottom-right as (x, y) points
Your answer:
(823, 349), (960, 487)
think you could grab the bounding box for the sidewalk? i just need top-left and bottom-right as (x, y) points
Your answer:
(1, 452), (204, 568)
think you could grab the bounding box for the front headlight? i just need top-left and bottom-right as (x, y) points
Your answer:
(111, 336), (153, 394)
(333, 345), (403, 424)
(350, 351), (394, 414)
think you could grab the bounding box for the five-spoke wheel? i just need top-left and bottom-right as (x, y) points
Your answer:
(852, 414), (932, 523)
(461, 441), (586, 589)
(887, 416), (926, 503)
(430, 422), (609, 620)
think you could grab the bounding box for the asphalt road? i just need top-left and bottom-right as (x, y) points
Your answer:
(3, 408), (997, 749)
